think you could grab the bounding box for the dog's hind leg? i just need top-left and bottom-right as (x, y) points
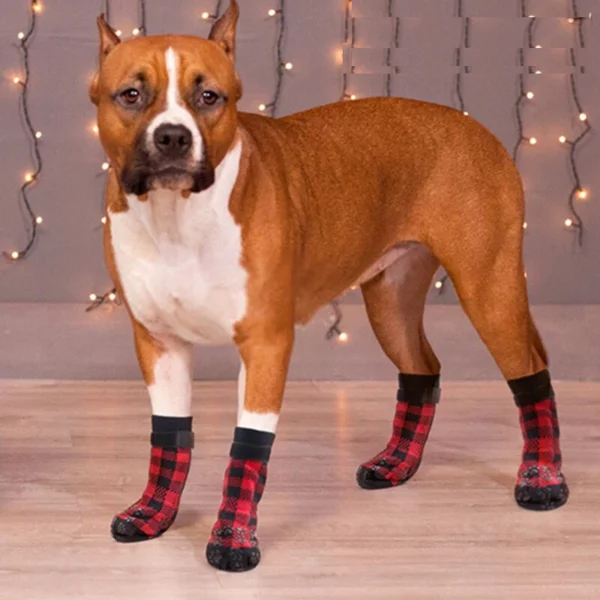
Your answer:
(437, 214), (568, 511)
(356, 244), (442, 490)
(111, 321), (194, 543)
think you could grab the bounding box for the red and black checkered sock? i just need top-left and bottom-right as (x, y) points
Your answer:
(111, 416), (194, 543)
(206, 427), (274, 572)
(509, 369), (569, 511)
(357, 373), (440, 490)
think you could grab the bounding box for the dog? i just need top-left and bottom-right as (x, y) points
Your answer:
(90, 0), (568, 572)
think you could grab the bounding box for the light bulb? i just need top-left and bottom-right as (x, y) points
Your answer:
(101, 216), (107, 224)
(524, 271), (528, 279)
(568, 18), (575, 23)
(284, 62), (293, 70)
(17, 32), (25, 40)
(258, 103), (267, 112)
(559, 136), (567, 144)
(132, 28), (140, 36)
(268, 9), (277, 17)
(92, 124), (99, 134)
(434, 281), (443, 289)
(350, 94), (357, 101)
(201, 12), (210, 19)
(35, 216), (43, 224)
(526, 91), (534, 99)
(577, 189), (588, 200)
(24, 173), (34, 182)
(463, 111), (469, 116)
(579, 113), (587, 121)
(32, 1), (42, 13)
(529, 137), (537, 145)
(529, 14), (535, 18)
(89, 293), (97, 301)
(338, 332), (349, 343)
(523, 222), (528, 229)
(535, 70), (542, 75)
(565, 218), (573, 227)
(115, 29), (122, 37)
(11, 251), (19, 260)
(535, 44), (542, 49)
(102, 162), (110, 171)
(108, 292), (117, 301)
(13, 76), (21, 84)
(35, 131), (42, 139)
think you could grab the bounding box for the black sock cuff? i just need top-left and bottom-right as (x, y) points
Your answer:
(508, 369), (554, 408)
(151, 416), (194, 448)
(230, 427), (275, 462)
(397, 373), (441, 404)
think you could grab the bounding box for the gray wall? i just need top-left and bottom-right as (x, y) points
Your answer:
(0, 0), (599, 305)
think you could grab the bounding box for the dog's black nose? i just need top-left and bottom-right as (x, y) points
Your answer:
(153, 124), (193, 158)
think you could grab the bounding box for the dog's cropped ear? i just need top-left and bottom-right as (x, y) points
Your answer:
(90, 14), (121, 105)
(97, 14), (121, 63)
(208, 0), (239, 61)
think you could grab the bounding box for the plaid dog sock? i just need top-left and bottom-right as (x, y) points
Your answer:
(111, 416), (194, 543)
(509, 370), (569, 511)
(206, 427), (274, 572)
(357, 373), (440, 490)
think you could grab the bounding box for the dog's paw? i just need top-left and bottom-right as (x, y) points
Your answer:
(206, 543), (261, 572)
(514, 465), (569, 511)
(356, 457), (420, 490)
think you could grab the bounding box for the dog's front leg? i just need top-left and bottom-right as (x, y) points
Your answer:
(206, 325), (294, 572)
(111, 320), (194, 543)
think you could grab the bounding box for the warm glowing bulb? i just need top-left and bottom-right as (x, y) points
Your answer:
(568, 18), (575, 23)
(35, 216), (43, 224)
(35, 131), (42, 139)
(101, 216), (107, 224)
(115, 29), (122, 37)
(338, 332), (349, 343)
(535, 44), (542, 49)
(526, 91), (534, 99)
(463, 111), (469, 116)
(524, 271), (528, 279)
(535, 70), (542, 75)
(529, 137), (537, 145)
(32, 1), (42, 13)
(434, 281), (443, 289)
(201, 12), (210, 19)
(284, 62), (293, 70)
(24, 173), (34, 182)
(258, 103), (267, 112)
(579, 112), (587, 121)
(350, 94), (357, 101)
(565, 218), (573, 227)
(268, 9), (277, 16)
(13, 76), (21, 84)
(108, 293), (117, 301)
(17, 32), (25, 40)
(89, 293), (97, 301)
(132, 28), (140, 36)
(559, 135), (567, 144)
(92, 124), (99, 134)
(529, 14), (535, 18)
(11, 251), (19, 260)
(102, 162), (110, 171)
(577, 189), (588, 200)
(523, 222), (528, 229)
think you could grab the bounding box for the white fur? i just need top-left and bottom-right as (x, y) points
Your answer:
(109, 140), (247, 345)
(148, 338), (193, 416)
(237, 362), (279, 433)
(146, 48), (203, 162)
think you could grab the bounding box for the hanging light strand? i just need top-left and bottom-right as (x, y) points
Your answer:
(3, 1), (44, 262)
(325, 299), (348, 343)
(137, 0), (147, 36)
(385, 0), (401, 97)
(455, 0), (471, 115)
(561, 1), (591, 246)
(261, 0), (289, 117)
(86, 288), (120, 312)
(341, 0), (356, 100)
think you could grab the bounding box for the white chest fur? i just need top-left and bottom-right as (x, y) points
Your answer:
(109, 142), (247, 345)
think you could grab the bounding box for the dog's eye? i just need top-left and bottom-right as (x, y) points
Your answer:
(120, 88), (141, 105)
(201, 90), (219, 106)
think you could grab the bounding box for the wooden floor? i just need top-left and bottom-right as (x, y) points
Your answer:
(1, 380), (599, 600)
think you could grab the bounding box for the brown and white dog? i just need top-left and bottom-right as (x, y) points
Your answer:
(90, 0), (568, 572)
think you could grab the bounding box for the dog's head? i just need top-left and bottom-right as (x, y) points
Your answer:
(90, 0), (242, 197)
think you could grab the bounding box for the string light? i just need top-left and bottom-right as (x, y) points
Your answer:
(202, 0), (223, 22)
(385, 0), (401, 97)
(92, 123), (99, 135)
(3, 0), (43, 263)
(341, 0), (356, 101)
(86, 288), (119, 312)
(559, 1), (592, 246)
(526, 91), (534, 99)
(101, 161), (110, 171)
(326, 300), (348, 343)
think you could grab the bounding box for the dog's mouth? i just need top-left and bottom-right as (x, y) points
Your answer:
(121, 163), (215, 197)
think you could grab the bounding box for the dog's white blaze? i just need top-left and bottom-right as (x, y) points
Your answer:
(109, 140), (247, 345)
(148, 339), (193, 417)
(146, 47), (203, 162)
(237, 362), (279, 433)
